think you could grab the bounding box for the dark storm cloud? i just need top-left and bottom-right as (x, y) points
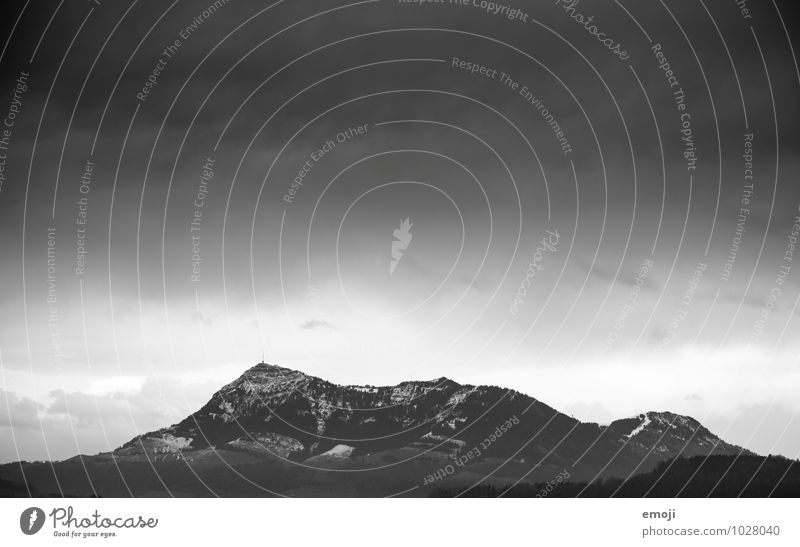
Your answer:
(2, 0), (796, 221)
(1, 0), (798, 336)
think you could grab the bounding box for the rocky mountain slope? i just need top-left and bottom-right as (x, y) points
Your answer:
(0, 363), (750, 497)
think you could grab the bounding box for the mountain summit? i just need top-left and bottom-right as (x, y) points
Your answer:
(0, 363), (750, 497)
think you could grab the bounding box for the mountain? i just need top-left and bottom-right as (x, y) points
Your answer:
(0, 362), (752, 497)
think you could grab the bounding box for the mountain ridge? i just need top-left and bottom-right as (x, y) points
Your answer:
(0, 362), (753, 497)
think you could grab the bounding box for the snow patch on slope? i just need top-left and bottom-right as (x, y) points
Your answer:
(625, 414), (651, 439)
(321, 444), (356, 458)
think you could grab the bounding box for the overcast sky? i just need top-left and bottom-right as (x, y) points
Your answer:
(1, 0), (799, 463)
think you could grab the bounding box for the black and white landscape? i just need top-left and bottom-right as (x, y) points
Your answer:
(1, 1), (799, 499)
(1, 362), (798, 497)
